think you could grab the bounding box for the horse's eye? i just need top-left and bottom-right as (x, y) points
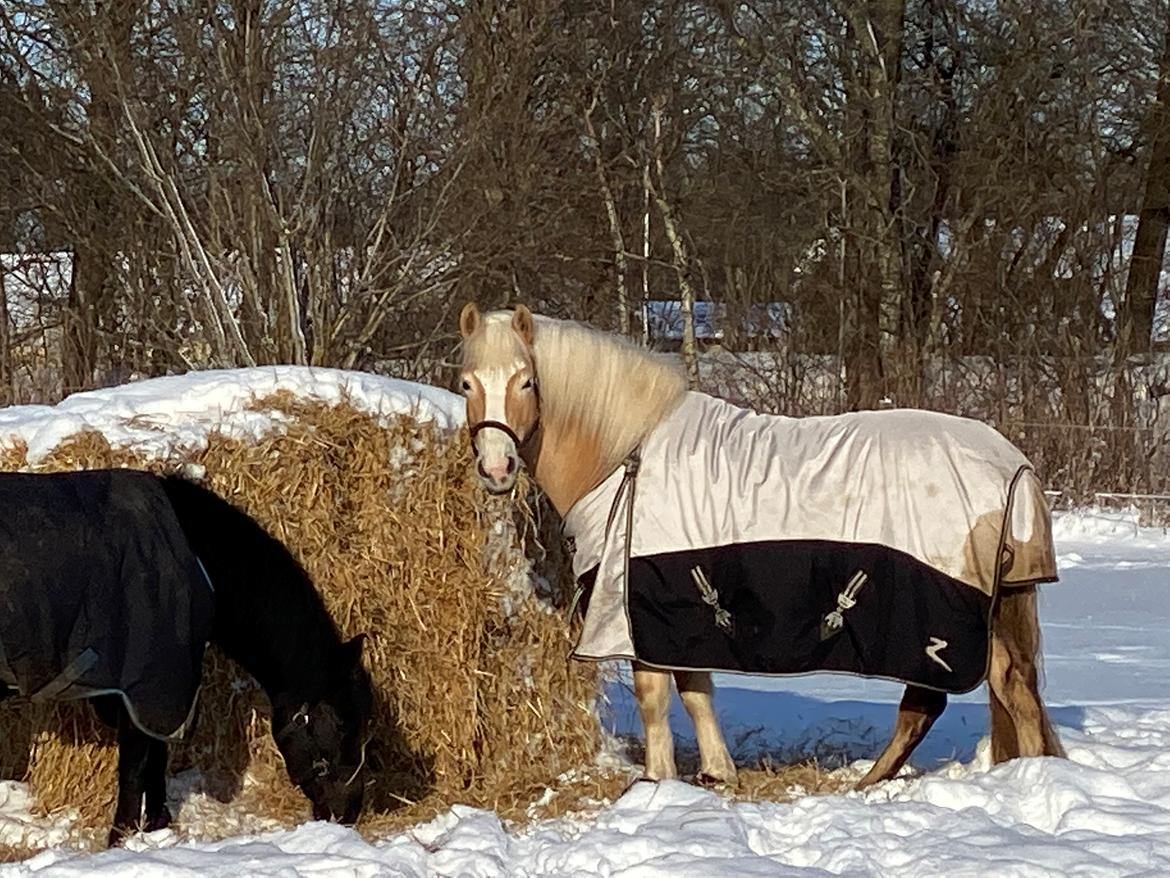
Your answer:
(521, 379), (533, 390)
(461, 379), (472, 392)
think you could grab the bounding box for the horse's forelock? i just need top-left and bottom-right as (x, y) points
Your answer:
(461, 310), (527, 372)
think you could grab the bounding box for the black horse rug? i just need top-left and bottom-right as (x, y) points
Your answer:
(565, 392), (1058, 694)
(0, 469), (214, 738)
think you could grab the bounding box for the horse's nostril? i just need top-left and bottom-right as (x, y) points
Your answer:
(477, 460), (489, 479)
(506, 457), (516, 474)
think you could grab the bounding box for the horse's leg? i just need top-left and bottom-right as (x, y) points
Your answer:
(855, 685), (947, 789)
(672, 670), (737, 787)
(143, 737), (172, 832)
(633, 662), (676, 780)
(988, 585), (1065, 761)
(109, 706), (152, 847)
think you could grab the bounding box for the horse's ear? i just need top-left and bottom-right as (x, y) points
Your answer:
(512, 305), (534, 345)
(459, 302), (481, 338)
(341, 633), (367, 665)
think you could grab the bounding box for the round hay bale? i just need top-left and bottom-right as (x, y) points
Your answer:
(0, 392), (600, 841)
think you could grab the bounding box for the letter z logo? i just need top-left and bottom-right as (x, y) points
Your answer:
(925, 636), (952, 672)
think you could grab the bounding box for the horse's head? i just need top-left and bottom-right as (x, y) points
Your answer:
(273, 635), (373, 824)
(458, 302), (540, 495)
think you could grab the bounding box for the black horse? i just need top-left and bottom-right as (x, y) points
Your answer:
(0, 469), (373, 845)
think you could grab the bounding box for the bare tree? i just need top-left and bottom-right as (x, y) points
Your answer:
(0, 264), (10, 402)
(647, 97), (700, 385)
(583, 88), (632, 336)
(1119, 19), (1170, 359)
(1, 0), (1168, 500)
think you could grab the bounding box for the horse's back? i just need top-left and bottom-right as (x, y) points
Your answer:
(0, 467), (172, 524)
(727, 404), (1031, 480)
(759, 404), (1056, 589)
(0, 469), (214, 738)
(634, 393), (1054, 594)
(0, 469), (164, 588)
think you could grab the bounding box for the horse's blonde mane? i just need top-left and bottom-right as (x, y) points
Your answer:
(474, 311), (688, 475)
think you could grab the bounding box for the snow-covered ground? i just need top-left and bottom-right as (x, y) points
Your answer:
(1, 370), (1170, 875)
(3, 514), (1167, 876)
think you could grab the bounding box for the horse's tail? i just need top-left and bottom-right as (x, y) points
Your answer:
(988, 684), (1017, 762)
(988, 586), (1065, 761)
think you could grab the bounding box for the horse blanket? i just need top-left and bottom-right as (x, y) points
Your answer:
(565, 392), (1057, 693)
(0, 469), (214, 739)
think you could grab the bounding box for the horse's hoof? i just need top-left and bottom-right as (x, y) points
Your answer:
(145, 807), (173, 832)
(853, 770), (882, 791)
(107, 827), (130, 848)
(694, 771), (736, 790)
(621, 775), (661, 795)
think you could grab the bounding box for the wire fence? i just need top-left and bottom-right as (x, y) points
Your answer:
(698, 349), (1170, 509)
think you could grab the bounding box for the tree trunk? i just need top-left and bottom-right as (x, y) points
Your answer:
(584, 96), (630, 335)
(63, 0), (139, 392)
(866, 0), (908, 401)
(652, 183), (700, 388)
(649, 100), (700, 387)
(0, 263), (11, 404)
(1120, 22), (1170, 359)
(641, 131), (652, 348)
(63, 246), (102, 393)
(841, 0), (907, 410)
(903, 0), (958, 393)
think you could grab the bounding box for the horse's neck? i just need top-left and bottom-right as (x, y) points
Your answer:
(523, 322), (686, 514)
(209, 559), (337, 703)
(160, 477), (338, 704)
(525, 423), (609, 517)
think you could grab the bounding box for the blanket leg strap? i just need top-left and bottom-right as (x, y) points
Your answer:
(30, 648), (99, 701)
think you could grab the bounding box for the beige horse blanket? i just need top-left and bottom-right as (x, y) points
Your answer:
(564, 392), (1057, 692)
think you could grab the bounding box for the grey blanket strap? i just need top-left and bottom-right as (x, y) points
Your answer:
(566, 582), (587, 623)
(30, 647), (99, 701)
(567, 448), (642, 623)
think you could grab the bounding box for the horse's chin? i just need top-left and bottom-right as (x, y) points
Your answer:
(481, 479), (516, 496)
(310, 788), (364, 825)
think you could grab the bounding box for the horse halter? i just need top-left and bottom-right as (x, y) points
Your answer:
(470, 416), (535, 454)
(467, 378), (540, 455)
(274, 703), (367, 788)
(274, 704), (322, 782)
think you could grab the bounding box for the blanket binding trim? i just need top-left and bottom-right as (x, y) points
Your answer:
(567, 448), (641, 625)
(76, 685), (203, 742)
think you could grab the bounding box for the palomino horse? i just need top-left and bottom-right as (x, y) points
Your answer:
(458, 303), (1064, 789)
(0, 470), (373, 844)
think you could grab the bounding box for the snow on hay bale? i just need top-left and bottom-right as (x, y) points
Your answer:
(0, 368), (599, 844)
